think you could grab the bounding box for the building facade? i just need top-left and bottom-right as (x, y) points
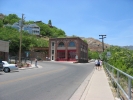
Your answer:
(0, 40), (9, 61)
(49, 37), (88, 62)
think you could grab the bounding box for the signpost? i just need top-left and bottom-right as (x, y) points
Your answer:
(107, 51), (111, 60)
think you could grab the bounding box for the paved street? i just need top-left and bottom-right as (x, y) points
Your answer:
(0, 61), (94, 100)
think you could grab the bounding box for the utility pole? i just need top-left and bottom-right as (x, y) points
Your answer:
(99, 35), (106, 52)
(19, 14), (24, 67)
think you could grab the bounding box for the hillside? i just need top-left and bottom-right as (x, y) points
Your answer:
(0, 13), (111, 52)
(0, 13), (66, 38)
(81, 37), (110, 52)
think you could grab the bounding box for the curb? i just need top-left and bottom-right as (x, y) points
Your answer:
(69, 68), (95, 100)
(19, 65), (42, 70)
(80, 70), (95, 100)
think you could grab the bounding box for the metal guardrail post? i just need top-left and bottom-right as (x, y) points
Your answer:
(104, 62), (133, 100)
(128, 78), (131, 100)
(109, 66), (111, 73)
(117, 71), (120, 98)
(112, 68), (114, 77)
(106, 63), (110, 77)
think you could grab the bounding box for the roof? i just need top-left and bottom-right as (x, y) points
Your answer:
(50, 37), (88, 45)
(28, 24), (39, 27)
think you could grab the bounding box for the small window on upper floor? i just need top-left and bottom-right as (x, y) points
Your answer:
(68, 41), (75, 47)
(52, 50), (54, 54)
(83, 45), (84, 49)
(58, 42), (65, 47)
(52, 42), (54, 46)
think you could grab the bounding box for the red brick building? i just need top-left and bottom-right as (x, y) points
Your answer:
(49, 37), (88, 62)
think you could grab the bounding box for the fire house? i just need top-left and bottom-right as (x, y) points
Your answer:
(49, 37), (88, 62)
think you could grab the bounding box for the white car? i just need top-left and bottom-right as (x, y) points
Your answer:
(89, 59), (95, 62)
(2, 61), (18, 73)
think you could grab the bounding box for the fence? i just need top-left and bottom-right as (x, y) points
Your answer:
(9, 56), (32, 64)
(104, 62), (133, 100)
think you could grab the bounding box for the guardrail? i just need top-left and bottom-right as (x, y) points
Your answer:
(104, 62), (133, 100)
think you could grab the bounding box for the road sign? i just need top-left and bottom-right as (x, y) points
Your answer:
(107, 52), (111, 59)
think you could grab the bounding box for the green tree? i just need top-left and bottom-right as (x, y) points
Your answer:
(88, 49), (99, 59)
(101, 46), (133, 76)
(0, 27), (49, 56)
(83, 39), (87, 43)
(0, 20), (3, 27)
(0, 13), (67, 56)
(48, 20), (52, 26)
(3, 14), (20, 24)
(2, 13), (66, 38)
(37, 22), (66, 37)
(3, 18), (9, 24)
(24, 20), (34, 24)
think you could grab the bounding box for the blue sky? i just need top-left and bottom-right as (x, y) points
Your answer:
(0, 0), (133, 46)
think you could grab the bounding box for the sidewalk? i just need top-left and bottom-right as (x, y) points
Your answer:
(81, 68), (115, 100)
(70, 67), (115, 100)
(19, 63), (42, 70)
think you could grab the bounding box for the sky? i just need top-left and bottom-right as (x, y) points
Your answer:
(0, 0), (133, 46)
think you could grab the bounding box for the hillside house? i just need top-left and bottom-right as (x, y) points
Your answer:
(5, 21), (40, 35)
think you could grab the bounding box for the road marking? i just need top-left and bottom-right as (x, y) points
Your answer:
(0, 66), (66, 85)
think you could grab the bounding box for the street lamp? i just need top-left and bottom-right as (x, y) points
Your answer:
(99, 35), (106, 52)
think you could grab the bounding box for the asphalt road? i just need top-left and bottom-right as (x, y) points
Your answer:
(0, 61), (94, 100)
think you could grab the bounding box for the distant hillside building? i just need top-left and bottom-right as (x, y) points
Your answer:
(5, 21), (40, 35)
(49, 37), (88, 62)
(23, 24), (40, 35)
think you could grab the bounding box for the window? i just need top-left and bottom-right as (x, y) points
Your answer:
(52, 50), (54, 54)
(58, 42), (64, 47)
(52, 56), (54, 60)
(81, 44), (83, 48)
(68, 50), (76, 60)
(83, 45), (84, 49)
(68, 41), (75, 47)
(57, 51), (65, 59)
(52, 42), (54, 46)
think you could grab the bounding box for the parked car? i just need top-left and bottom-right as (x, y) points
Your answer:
(2, 61), (18, 73)
(0, 60), (3, 71)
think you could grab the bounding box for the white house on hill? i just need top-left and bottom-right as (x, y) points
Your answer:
(5, 21), (40, 35)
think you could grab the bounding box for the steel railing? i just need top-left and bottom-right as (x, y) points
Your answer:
(104, 62), (133, 100)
